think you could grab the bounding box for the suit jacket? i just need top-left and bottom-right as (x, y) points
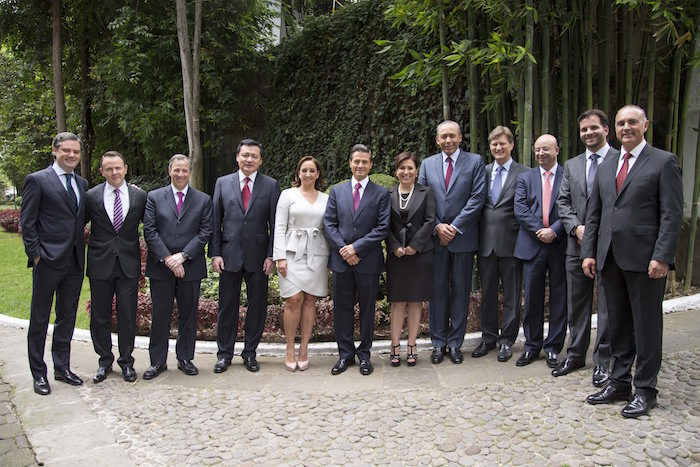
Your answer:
(20, 166), (88, 269)
(581, 144), (683, 271)
(209, 171), (281, 272)
(557, 149), (620, 257)
(143, 185), (213, 281)
(386, 183), (436, 254)
(417, 149), (486, 253)
(86, 183), (147, 280)
(323, 179), (390, 274)
(514, 165), (566, 261)
(478, 160), (527, 257)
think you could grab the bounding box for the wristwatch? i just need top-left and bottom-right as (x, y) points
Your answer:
(181, 251), (190, 261)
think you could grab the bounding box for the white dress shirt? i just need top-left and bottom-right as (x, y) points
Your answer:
(104, 182), (130, 224)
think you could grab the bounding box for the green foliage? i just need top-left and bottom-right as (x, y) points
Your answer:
(263, 0), (467, 186)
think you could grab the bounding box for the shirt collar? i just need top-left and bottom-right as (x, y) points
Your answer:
(239, 171), (258, 183)
(539, 163), (558, 176)
(622, 140), (646, 158)
(171, 184), (189, 196)
(106, 181), (127, 194)
(585, 143), (611, 159)
(442, 148), (460, 163)
(495, 157), (514, 171)
(351, 176), (369, 189)
(52, 161), (72, 177)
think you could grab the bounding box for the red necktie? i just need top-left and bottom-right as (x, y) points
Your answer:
(542, 171), (552, 228)
(445, 156), (453, 190)
(353, 182), (361, 212)
(242, 177), (251, 210)
(616, 153), (631, 194)
(176, 191), (183, 216)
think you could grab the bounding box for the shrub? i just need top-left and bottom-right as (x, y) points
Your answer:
(0, 209), (20, 233)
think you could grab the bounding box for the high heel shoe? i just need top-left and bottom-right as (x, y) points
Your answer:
(390, 344), (401, 367)
(297, 359), (309, 371)
(285, 360), (297, 372)
(406, 344), (417, 367)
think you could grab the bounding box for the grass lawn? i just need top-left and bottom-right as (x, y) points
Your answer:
(0, 231), (91, 329)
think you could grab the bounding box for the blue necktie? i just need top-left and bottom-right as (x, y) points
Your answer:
(490, 165), (504, 204)
(587, 154), (599, 196)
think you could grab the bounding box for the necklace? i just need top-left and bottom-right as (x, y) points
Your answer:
(399, 185), (415, 210)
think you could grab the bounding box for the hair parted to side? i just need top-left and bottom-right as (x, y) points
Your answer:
(100, 151), (126, 167)
(292, 156), (326, 190)
(236, 138), (264, 157)
(393, 151), (419, 172)
(349, 143), (371, 160)
(52, 132), (81, 149)
(168, 153), (192, 170)
(577, 109), (610, 129)
(488, 126), (514, 144)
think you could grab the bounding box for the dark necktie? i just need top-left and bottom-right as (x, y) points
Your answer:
(176, 191), (184, 216)
(445, 156), (453, 190)
(65, 173), (78, 212)
(542, 171), (552, 228)
(113, 188), (123, 232)
(587, 154), (599, 196)
(616, 153), (631, 194)
(242, 177), (251, 210)
(353, 182), (361, 212)
(490, 165), (504, 204)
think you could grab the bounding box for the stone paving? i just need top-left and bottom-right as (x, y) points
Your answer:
(0, 306), (698, 465)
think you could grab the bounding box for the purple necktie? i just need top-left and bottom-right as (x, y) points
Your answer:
(113, 188), (123, 232)
(445, 156), (453, 190)
(353, 182), (361, 212)
(177, 191), (184, 216)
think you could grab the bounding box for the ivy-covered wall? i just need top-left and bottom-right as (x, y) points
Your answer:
(263, 0), (469, 186)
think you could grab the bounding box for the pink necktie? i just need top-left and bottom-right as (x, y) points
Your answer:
(445, 156), (453, 190)
(242, 177), (251, 210)
(353, 182), (361, 212)
(113, 188), (123, 232)
(542, 171), (552, 228)
(616, 153), (631, 194)
(176, 191), (184, 216)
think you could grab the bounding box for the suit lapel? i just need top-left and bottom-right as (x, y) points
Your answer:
(498, 163), (519, 206)
(573, 155), (589, 199)
(355, 180), (372, 218)
(180, 188), (194, 219)
(232, 172), (245, 212)
(433, 156), (447, 197)
(406, 186), (425, 222)
(446, 149), (463, 193)
(390, 187), (401, 217)
(165, 187), (179, 218)
(619, 145), (651, 196)
(46, 167), (77, 216)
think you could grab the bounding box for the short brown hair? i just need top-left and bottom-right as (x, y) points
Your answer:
(488, 126), (514, 144)
(291, 156), (325, 190)
(100, 151), (126, 168)
(393, 151), (419, 172)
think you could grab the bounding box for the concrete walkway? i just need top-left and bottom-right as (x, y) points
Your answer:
(0, 304), (698, 465)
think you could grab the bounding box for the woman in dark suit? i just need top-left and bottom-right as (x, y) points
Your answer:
(385, 152), (436, 366)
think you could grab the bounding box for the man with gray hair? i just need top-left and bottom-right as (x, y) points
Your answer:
(20, 132), (89, 395)
(142, 154), (212, 380)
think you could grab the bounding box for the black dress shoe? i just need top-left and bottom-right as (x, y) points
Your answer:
(122, 366), (137, 382)
(515, 351), (540, 367)
(214, 358), (232, 374)
(92, 366), (112, 383)
(545, 351), (559, 369)
(331, 358), (355, 375)
(497, 344), (513, 362)
(143, 364), (167, 380)
(448, 347), (463, 364)
(431, 348), (445, 364)
(551, 358), (585, 377)
(54, 368), (84, 386)
(592, 365), (610, 387)
(586, 385), (631, 405)
(621, 393), (657, 418)
(243, 357), (260, 372)
(177, 360), (199, 376)
(359, 359), (374, 376)
(471, 342), (496, 358)
(33, 377), (51, 396)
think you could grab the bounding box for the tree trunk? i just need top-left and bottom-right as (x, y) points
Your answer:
(521, 0), (534, 168)
(677, 15), (699, 170)
(52, 0), (67, 133)
(439, 10), (450, 121)
(598, 0), (611, 112)
(559, 2), (570, 162)
(540, 1), (550, 135)
(666, 48), (683, 155)
(623, 10), (633, 103)
(584, 0), (595, 109)
(683, 113), (700, 293)
(646, 40), (656, 146)
(79, 13), (94, 184)
(176, 0), (203, 190)
(468, 9), (479, 155)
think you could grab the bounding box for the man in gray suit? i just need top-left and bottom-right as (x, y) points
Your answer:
(210, 139), (280, 373)
(418, 120), (486, 364)
(554, 109), (617, 385)
(20, 132), (88, 395)
(472, 126), (526, 363)
(583, 105), (683, 418)
(143, 154), (212, 380)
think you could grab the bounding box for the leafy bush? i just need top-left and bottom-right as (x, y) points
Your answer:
(0, 209), (20, 233)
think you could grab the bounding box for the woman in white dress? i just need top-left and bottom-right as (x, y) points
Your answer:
(273, 156), (329, 371)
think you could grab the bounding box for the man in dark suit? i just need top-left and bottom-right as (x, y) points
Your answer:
(210, 139), (280, 373)
(417, 120), (486, 364)
(583, 105), (683, 418)
(472, 126), (526, 363)
(554, 109), (617, 385)
(20, 132), (88, 395)
(513, 134), (567, 369)
(323, 144), (390, 376)
(86, 151), (147, 383)
(142, 154), (212, 379)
